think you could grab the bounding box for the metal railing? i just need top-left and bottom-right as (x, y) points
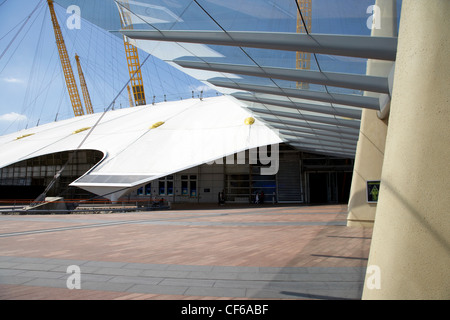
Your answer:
(0, 198), (169, 215)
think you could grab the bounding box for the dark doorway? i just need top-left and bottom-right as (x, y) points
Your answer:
(309, 173), (328, 204)
(0, 149), (104, 200)
(337, 172), (352, 203)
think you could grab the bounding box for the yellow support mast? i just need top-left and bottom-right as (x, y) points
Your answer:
(296, 0), (312, 89)
(47, 0), (85, 116)
(75, 54), (94, 114)
(127, 85), (134, 108)
(118, 1), (146, 106)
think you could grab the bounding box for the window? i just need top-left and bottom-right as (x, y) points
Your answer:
(167, 180), (173, 195)
(159, 180), (165, 195)
(159, 176), (174, 196)
(190, 180), (197, 197)
(181, 174), (197, 197)
(181, 180), (188, 195)
(145, 183), (151, 195)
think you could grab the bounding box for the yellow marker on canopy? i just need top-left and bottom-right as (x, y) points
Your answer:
(150, 121), (165, 129)
(72, 127), (91, 134)
(15, 133), (35, 140)
(244, 117), (255, 125)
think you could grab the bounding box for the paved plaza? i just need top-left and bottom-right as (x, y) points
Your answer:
(0, 204), (372, 300)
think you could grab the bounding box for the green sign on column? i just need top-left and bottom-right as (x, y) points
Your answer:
(367, 180), (381, 203)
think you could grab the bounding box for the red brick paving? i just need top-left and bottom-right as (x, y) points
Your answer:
(0, 204), (372, 300)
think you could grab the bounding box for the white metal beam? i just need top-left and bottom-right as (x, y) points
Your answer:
(121, 30), (397, 61)
(174, 60), (390, 94)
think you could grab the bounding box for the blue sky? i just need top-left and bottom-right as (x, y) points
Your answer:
(0, 0), (401, 136)
(0, 0), (216, 135)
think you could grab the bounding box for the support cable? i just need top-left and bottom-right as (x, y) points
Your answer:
(295, 0), (349, 127)
(115, 0), (218, 101)
(192, 0), (327, 145)
(31, 53), (152, 206)
(0, 0), (43, 61)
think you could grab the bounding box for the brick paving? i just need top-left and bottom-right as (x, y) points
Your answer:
(0, 204), (372, 300)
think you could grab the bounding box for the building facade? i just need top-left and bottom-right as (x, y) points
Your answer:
(0, 143), (353, 205)
(131, 144), (353, 205)
(0, 149), (103, 201)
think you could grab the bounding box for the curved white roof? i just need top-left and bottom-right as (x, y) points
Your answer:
(0, 95), (282, 199)
(51, 0), (398, 159)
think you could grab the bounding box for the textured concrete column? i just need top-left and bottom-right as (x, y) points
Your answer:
(363, 0), (450, 299)
(347, 0), (396, 227)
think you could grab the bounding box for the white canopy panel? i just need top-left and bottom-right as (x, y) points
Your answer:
(0, 95), (282, 199)
(50, 0), (402, 158)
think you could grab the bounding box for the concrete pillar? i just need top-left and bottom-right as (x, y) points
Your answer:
(347, 0), (396, 227)
(363, 0), (450, 299)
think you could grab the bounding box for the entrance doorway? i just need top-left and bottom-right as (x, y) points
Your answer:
(308, 173), (328, 204)
(307, 171), (353, 204)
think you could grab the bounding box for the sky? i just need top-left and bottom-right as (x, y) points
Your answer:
(0, 0), (401, 136)
(0, 0), (217, 136)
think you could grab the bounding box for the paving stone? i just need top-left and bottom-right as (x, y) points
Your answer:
(246, 288), (306, 299)
(78, 273), (115, 282)
(6, 257), (50, 264)
(213, 279), (269, 290)
(212, 265), (260, 273)
(123, 262), (170, 271)
(0, 269), (26, 276)
(93, 267), (144, 277)
(0, 256), (16, 262)
(0, 262), (21, 268)
(17, 270), (66, 279)
(108, 275), (163, 286)
(45, 258), (88, 266)
(0, 275), (36, 285)
(80, 281), (134, 292)
(159, 278), (216, 288)
(127, 284), (188, 295)
(50, 265), (100, 274)
(258, 266), (310, 274)
(140, 269), (190, 279)
(22, 278), (68, 289)
(82, 261), (129, 268)
(166, 264), (214, 272)
(187, 271), (240, 280)
(0, 204), (372, 300)
(184, 286), (246, 298)
(12, 263), (60, 271)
